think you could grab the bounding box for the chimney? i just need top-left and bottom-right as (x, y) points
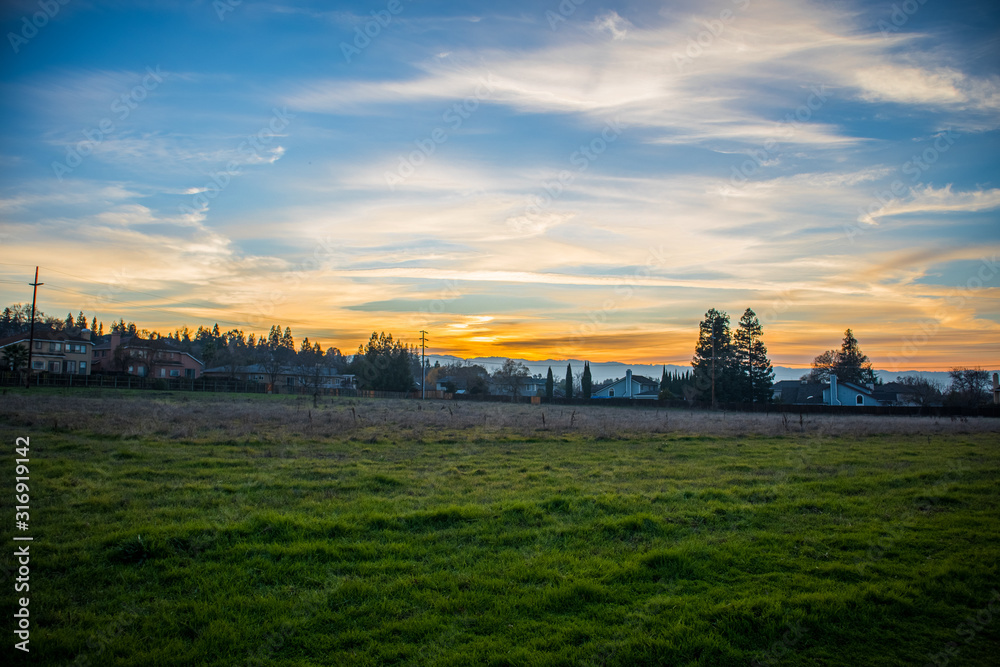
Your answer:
(625, 369), (633, 398)
(110, 331), (121, 352)
(80, 328), (91, 341)
(829, 374), (840, 406)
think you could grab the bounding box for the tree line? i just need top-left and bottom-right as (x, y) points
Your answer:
(0, 303), (422, 393)
(1, 302), (995, 405)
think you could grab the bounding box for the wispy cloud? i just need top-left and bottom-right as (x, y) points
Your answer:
(860, 185), (1000, 224)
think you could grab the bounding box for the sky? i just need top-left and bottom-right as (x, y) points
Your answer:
(0, 0), (998, 372)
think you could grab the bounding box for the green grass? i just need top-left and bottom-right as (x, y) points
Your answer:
(2, 393), (999, 665)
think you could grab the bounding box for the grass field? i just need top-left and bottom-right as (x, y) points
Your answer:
(2, 390), (999, 666)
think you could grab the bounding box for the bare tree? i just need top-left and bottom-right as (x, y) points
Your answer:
(492, 359), (530, 401)
(254, 341), (288, 393)
(946, 367), (991, 407)
(221, 330), (249, 378)
(112, 342), (138, 374)
(893, 376), (943, 407)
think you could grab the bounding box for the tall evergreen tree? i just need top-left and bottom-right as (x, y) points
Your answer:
(836, 329), (877, 385)
(581, 362), (592, 399)
(268, 325), (282, 348)
(565, 363), (573, 399)
(733, 308), (774, 403)
(691, 308), (740, 405)
(75, 312), (87, 329)
(349, 332), (415, 392)
(808, 329), (877, 386)
(545, 367), (554, 400)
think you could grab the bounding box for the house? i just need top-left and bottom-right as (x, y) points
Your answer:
(92, 332), (204, 379)
(770, 380), (827, 405)
(592, 370), (660, 399)
(871, 381), (931, 406)
(772, 375), (883, 406)
(434, 376), (464, 393)
(202, 363), (356, 391)
(0, 328), (95, 375)
(430, 366), (490, 395)
(486, 375), (547, 397)
(521, 376), (549, 396)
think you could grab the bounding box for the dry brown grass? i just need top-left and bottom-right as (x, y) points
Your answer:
(2, 390), (998, 440)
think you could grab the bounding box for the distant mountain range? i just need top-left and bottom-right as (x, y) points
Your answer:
(423, 355), (990, 387)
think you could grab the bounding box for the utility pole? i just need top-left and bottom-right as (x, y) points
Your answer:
(419, 330), (428, 400)
(26, 267), (43, 390)
(710, 328), (716, 409)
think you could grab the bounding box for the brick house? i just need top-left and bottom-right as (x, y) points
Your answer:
(91, 332), (204, 379)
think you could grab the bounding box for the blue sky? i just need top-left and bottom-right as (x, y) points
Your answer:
(1, 0), (998, 370)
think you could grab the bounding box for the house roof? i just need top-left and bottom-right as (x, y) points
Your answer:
(0, 329), (95, 348)
(772, 380), (826, 404)
(773, 378), (882, 405)
(838, 380), (877, 396)
(594, 374), (660, 392)
(93, 334), (186, 351)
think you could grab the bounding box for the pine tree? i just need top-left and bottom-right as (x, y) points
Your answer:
(582, 362), (592, 399)
(691, 308), (739, 405)
(733, 308), (774, 403)
(565, 363), (573, 399)
(65, 312), (74, 329)
(268, 325), (281, 348)
(75, 311), (87, 329)
(545, 367), (554, 399)
(835, 329), (877, 386)
(97, 321), (104, 336)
